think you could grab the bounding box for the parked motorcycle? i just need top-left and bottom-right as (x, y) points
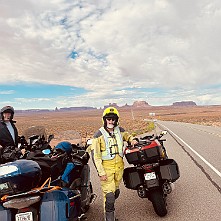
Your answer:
(0, 126), (87, 221)
(50, 130), (96, 217)
(123, 130), (180, 217)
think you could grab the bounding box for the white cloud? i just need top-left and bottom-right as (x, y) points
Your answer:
(0, 90), (15, 95)
(0, 0), (221, 108)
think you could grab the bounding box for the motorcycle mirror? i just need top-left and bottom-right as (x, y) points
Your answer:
(86, 139), (93, 145)
(48, 134), (54, 142)
(42, 149), (51, 155)
(161, 130), (167, 135)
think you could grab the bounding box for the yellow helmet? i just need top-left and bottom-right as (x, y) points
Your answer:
(102, 107), (119, 126)
(103, 107), (119, 118)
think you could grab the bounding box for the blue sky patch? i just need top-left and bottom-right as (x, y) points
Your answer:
(0, 84), (87, 99)
(68, 51), (78, 60)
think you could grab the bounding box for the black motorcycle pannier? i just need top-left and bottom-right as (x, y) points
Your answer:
(159, 159), (180, 182)
(123, 167), (144, 190)
(0, 205), (12, 221)
(125, 141), (162, 165)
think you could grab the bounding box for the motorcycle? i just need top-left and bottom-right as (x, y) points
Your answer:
(123, 130), (180, 217)
(0, 126), (92, 221)
(49, 130), (96, 217)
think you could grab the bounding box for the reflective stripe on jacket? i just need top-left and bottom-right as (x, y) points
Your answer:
(92, 126), (134, 176)
(99, 126), (124, 160)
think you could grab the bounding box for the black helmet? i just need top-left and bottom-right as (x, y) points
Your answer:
(1, 106), (15, 120)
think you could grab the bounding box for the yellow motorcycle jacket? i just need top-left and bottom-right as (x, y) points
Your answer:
(92, 126), (135, 176)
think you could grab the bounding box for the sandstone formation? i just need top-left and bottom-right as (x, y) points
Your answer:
(172, 101), (197, 106)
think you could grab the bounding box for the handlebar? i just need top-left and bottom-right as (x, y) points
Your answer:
(140, 130), (167, 141)
(128, 130), (168, 149)
(140, 134), (154, 140)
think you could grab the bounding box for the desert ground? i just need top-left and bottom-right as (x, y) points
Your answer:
(14, 105), (221, 146)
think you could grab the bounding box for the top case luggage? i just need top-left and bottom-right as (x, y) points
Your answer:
(124, 140), (162, 165)
(0, 159), (41, 197)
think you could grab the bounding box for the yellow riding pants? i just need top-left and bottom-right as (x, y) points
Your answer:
(100, 155), (124, 210)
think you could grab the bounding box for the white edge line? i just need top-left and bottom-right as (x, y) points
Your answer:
(159, 123), (221, 178)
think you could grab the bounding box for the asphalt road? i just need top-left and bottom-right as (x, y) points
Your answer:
(85, 121), (221, 221)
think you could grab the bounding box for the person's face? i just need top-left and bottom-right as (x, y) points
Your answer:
(3, 112), (12, 121)
(106, 117), (115, 129)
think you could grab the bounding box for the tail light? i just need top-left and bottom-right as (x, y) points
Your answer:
(142, 164), (153, 172)
(70, 201), (75, 207)
(19, 207), (30, 213)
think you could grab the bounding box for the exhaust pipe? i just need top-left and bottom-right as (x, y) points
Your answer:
(137, 186), (147, 198)
(162, 182), (174, 194)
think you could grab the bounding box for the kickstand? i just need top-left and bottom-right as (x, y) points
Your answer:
(90, 193), (97, 204)
(78, 213), (87, 220)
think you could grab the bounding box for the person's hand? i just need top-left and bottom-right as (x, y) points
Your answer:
(100, 175), (108, 181)
(21, 148), (26, 155)
(131, 139), (138, 147)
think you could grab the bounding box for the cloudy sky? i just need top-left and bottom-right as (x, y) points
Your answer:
(1, 0), (221, 110)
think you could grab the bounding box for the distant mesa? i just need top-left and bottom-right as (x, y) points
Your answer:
(104, 101), (150, 109)
(15, 100), (198, 113)
(16, 109), (52, 113)
(132, 101), (150, 108)
(121, 103), (131, 108)
(104, 103), (119, 109)
(59, 107), (96, 111)
(16, 106), (96, 113)
(104, 101), (197, 108)
(172, 101), (197, 106)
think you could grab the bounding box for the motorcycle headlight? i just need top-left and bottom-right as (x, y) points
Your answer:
(0, 165), (18, 177)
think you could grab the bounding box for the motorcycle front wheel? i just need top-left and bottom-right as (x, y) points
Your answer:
(81, 182), (93, 213)
(149, 189), (167, 217)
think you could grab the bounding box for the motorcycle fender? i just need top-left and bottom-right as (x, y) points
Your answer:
(145, 179), (159, 189)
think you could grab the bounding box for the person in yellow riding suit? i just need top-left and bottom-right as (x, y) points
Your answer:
(91, 107), (138, 221)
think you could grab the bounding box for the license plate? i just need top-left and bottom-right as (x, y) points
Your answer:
(144, 172), (156, 180)
(15, 212), (33, 221)
(0, 182), (9, 190)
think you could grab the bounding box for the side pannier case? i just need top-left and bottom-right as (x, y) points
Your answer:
(0, 159), (41, 197)
(124, 140), (162, 165)
(0, 205), (12, 221)
(40, 189), (81, 221)
(123, 167), (144, 190)
(159, 159), (180, 182)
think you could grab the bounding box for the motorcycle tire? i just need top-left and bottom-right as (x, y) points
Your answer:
(149, 189), (167, 217)
(81, 182), (93, 213)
